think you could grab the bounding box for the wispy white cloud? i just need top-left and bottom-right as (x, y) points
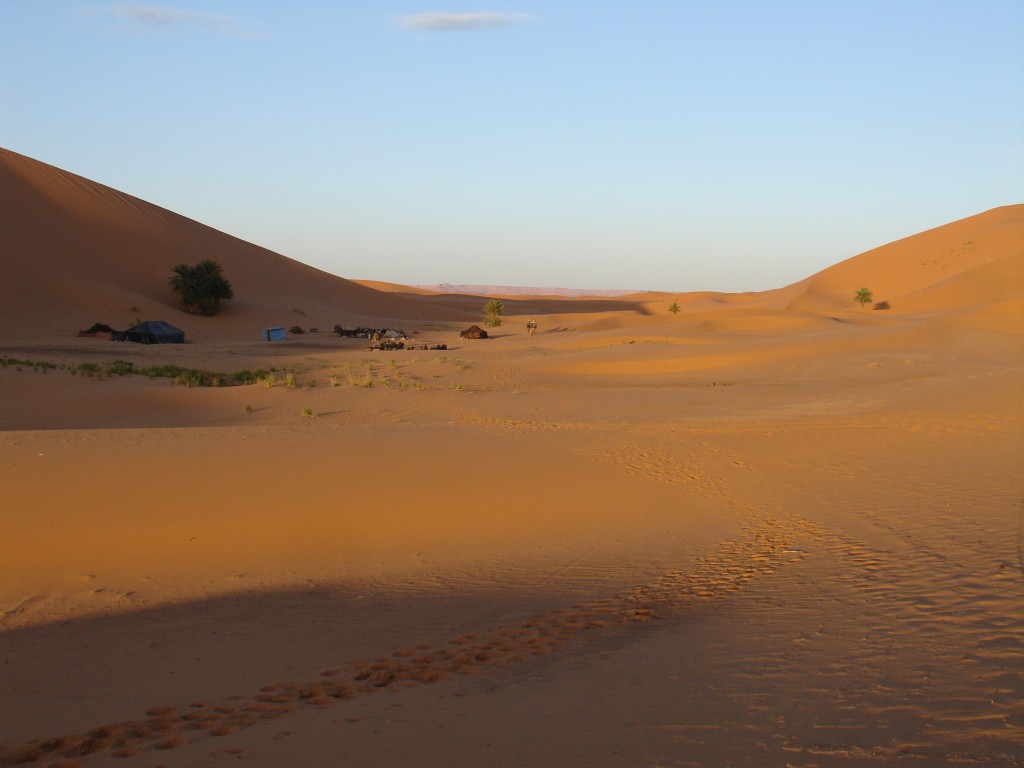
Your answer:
(94, 4), (264, 38)
(399, 11), (537, 32)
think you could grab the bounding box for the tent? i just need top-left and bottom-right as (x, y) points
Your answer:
(459, 325), (488, 339)
(77, 322), (120, 340)
(123, 320), (185, 344)
(261, 326), (287, 341)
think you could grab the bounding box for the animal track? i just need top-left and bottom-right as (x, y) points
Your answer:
(1, 518), (815, 765)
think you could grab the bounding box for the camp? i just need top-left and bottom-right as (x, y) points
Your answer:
(122, 320), (185, 344)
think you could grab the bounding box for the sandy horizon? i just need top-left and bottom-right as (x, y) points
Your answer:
(1, 148), (1022, 766)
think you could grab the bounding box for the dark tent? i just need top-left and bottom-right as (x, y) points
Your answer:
(78, 322), (121, 339)
(459, 325), (488, 339)
(123, 320), (185, 344)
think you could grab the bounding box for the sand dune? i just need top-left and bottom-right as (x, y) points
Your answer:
(1, 149), (1021, 767)
(788, 204), (1024, 313)
(0, 149), (475, 340)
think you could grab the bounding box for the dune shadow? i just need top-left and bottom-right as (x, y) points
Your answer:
(0, 577), (602, 753)
(0, 516), (811, 764)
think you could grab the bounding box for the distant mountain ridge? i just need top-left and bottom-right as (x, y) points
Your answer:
(417, 284), (647, 298)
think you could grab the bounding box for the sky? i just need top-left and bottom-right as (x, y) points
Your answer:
(2, 1), (1022, 292)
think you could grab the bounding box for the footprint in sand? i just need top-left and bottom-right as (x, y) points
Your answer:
(2, 517), (816, 765)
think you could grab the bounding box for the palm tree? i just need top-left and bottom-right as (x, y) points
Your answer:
(169, 260), (234, 315)
(484, 298), (505, 327)
(854, 287), (873, 309)
(668, 302), (681, 314)
(168, 264), (196, 310)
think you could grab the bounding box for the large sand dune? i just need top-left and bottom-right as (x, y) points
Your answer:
(1, 148), (1022, 767)
(0, 149), (479, 340)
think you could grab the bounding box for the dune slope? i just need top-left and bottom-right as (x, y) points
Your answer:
(0, 148), (475, 340)
(787, 204), (1024, 313)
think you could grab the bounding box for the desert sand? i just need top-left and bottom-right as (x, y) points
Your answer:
(1, 147), (1022, 767)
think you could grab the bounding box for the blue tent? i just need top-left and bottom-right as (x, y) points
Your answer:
(123, 320), (185, 344)
(261, 326), (287, 341)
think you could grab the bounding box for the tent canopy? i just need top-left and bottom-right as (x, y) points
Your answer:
(123, 320), (185, 344)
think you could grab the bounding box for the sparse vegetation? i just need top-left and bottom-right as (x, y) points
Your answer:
(854, 287), (874, 309)
(302, 408), (314, 417)
(4, 353), (441, 394)
(168, 260), (234, 315)
(1, 356), (279, 387)
(668, 302), (681, 314)
(0, 358), (59, 375)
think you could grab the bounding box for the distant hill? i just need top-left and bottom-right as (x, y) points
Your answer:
(415, 284), (646, 298)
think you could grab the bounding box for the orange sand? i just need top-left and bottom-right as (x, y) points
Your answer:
(1, 147), (1022, 766)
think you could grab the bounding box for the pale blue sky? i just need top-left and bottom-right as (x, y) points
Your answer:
(2, 1), (1021, 291)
